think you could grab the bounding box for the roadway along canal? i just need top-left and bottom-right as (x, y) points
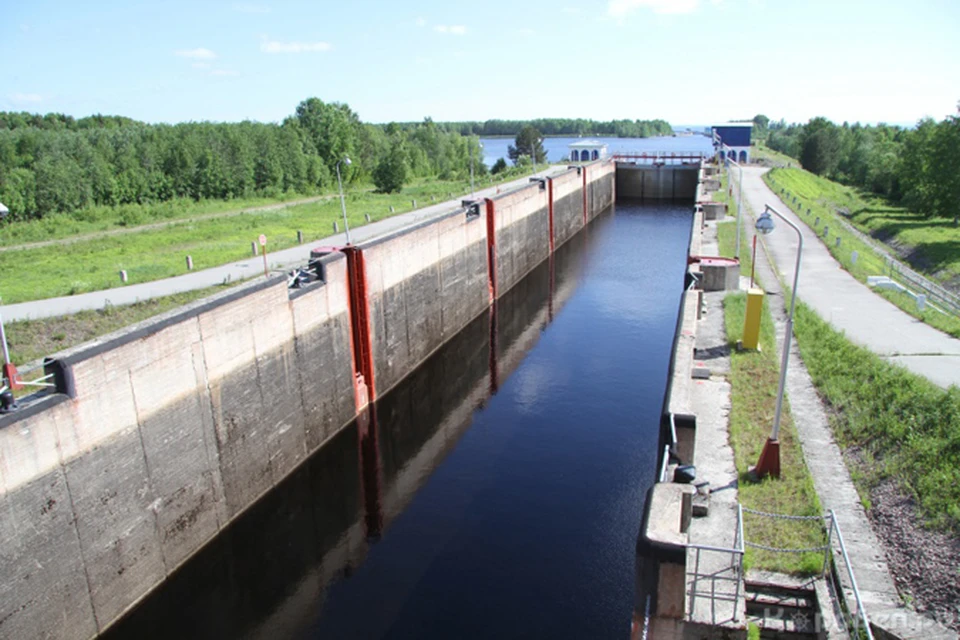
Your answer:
(103, 201), (693, 639)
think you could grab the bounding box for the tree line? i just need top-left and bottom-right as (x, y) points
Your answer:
(392, 117), (674, 138)
(757, 109), (960, 224)
(0, 99), (484, 221)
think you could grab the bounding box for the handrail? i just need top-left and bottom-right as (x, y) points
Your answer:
(658, 444), (670, 482)
(829, 510), (875, 640)
(739, 506), (874, 640)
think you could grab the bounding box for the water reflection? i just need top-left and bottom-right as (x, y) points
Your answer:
(104, 218), (599, 640)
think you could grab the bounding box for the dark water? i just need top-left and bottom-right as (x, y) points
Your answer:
(103, 203), (692, 640)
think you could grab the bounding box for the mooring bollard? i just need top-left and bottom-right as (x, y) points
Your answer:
(186, 255), (194, 270)
(333, 221), (339, 233)
(297, 230), (303, 244)
(251, 241), (258, 256)
(807, 208), (812, 216)
(389, 206), (395, 213)
(120, 270), (128, 283)
(412, 199), (417, 208)
(916, 294), (927, 312)
(823, 225), (829, 238)
(815, 216), (820, 227)
(835, 236), (841, 248)
(365, 213), (371, 222)
(851, 250), (859, 265)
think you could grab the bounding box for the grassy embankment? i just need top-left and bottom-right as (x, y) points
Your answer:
(750, 143), (800, 169)
(5, 283), (245, 367)
(764, 167), (960, 338)
(0, 170), (530, 304)
(719, 169), (960, 536)
(714, 189), (824, 575)
(792, 302), (960, 532)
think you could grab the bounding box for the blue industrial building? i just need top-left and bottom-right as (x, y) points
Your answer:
(712, 123), (752, 163)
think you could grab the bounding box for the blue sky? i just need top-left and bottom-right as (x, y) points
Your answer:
(2, 0), (958, 126)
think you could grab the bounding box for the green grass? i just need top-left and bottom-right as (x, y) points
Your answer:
(792, 300), (960, 532)
(765, 168), (960, 339)
(0, 192), (326, 247)
(751, 143), (800, 169)
(0, 173), (526, 304)
(722, 292), (826, 575)
(717, 219), (824, 574)
(4, 281), (246, 367)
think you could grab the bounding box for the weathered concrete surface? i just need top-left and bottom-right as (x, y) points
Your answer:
(490, 181), (551, 295)
(585, 159), (616, 218)
(361, 207), (490, 398)
(738, 166), (960, 390)
(0, 272), (357, 638)
(549, 168), (586, 247)
(0, 158), (626, 640)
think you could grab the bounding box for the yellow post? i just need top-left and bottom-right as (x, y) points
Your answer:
(741, 288), (764, 350)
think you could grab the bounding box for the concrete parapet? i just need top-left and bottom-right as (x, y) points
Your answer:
(700, 257), (740, 292)
(701, 202), (726, 221)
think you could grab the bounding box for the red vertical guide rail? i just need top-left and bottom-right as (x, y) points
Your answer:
(547, 177), (555, 254)
(485, 198), (498, 302)
(357, 404), (383, 541)
(343, 246), (376, 410)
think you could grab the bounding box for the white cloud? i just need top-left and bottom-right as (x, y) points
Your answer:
(192, 62), (211, 69)
(607, 0), (699, 16)
(433, 24), (467, 35)
(260, 39), (332, 53)
(415, 17), (426, 27)
(210, 69), (240, 77)
(10, 93), (42, 104)
(233, 3), (270, 13)
(174, 47), (217, 60)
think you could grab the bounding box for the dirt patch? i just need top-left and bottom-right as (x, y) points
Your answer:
(845, 451), (960, 631)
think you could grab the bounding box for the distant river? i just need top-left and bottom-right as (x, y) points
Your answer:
(479, 134), (714, 167)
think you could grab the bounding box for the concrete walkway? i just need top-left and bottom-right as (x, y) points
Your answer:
(737, 166), (960, 390)
(749, 211), (957, 640)
(2, 169), (562, 321)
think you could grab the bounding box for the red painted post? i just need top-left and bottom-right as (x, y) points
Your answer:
(343, 246), (376, 408)
(485, 198), (498, 302)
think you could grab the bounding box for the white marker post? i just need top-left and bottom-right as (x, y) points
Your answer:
(259, 234), (268, 277)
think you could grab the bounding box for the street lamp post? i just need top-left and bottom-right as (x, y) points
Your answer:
(753, 205), (803, 479)
(336, 157), (352, 245)
(470, 138), (483, 198)
(724, 146), (745, 260)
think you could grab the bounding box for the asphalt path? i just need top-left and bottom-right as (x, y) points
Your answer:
(738, 165), (960, 389)
(2, 169), (563, 321)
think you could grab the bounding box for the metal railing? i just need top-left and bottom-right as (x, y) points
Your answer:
(613, 152), (711, 165)
(741, 507), (874, 640)
(687, 504), (746, 622)
(767, 179), (960, 318)
(0, 360), (58, 412)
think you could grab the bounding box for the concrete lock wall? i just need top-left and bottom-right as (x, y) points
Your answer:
(549, 168), (586, 248)
(585, 159), (616, 220)
(0, 267), (356, 638)
(488, 180), (552, 295)
(0, 160), (626, 640)
(357, 207), (490, 399)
